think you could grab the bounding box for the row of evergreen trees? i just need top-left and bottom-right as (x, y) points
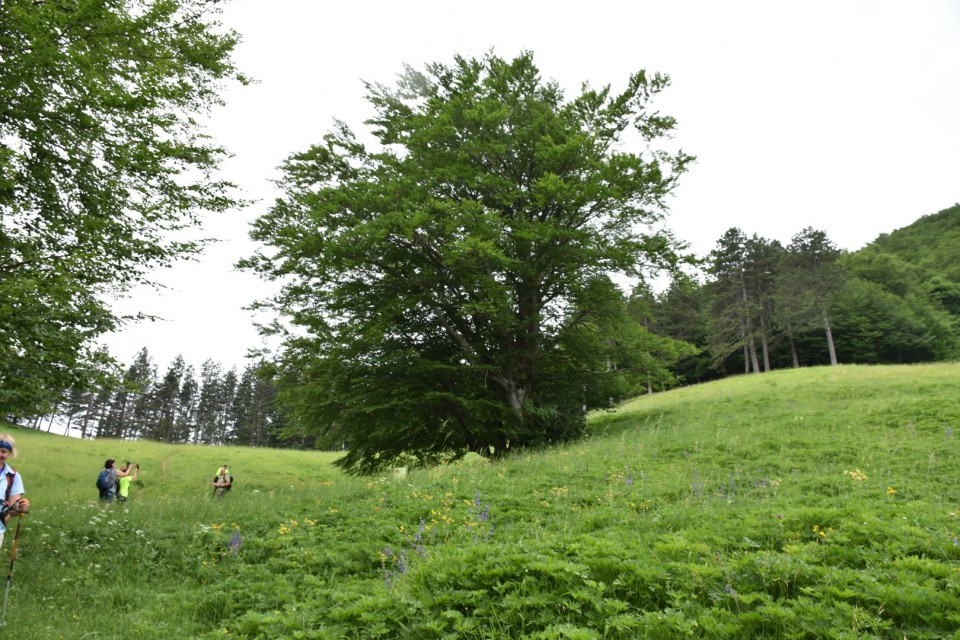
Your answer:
(38, 349), (288, 447)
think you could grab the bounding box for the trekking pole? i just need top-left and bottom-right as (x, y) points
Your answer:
(0, 513), (24, 628)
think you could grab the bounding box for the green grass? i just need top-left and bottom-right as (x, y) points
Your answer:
(7, 363), (960, 639)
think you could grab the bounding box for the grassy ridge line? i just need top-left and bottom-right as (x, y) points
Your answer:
(9, 362), (960, 639)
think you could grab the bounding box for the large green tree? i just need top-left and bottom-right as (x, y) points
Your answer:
(0, 0), (245, 417)
(245, 52), (692, 472)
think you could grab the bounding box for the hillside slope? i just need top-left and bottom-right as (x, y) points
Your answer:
(9, 363), (960, 639)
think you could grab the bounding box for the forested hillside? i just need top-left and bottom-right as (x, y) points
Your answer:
(860, 203), (960, 317)
(645, 204), (960, 382)
(871, 203), (960, 280)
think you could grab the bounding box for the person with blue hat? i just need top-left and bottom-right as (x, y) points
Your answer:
(0, 434), (30, 548)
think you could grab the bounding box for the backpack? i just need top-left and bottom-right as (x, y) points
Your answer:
(96, 469), (113, 492)
(3, 467), (16, 524)
(4, 468), (13, 502)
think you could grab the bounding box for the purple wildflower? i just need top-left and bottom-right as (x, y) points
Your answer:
(692, 470), (705, 498)
(410, 518), (427, 557)
(229, 531), (242, 555)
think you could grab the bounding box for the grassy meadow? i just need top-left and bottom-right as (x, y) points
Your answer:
(6, 363), (960, 639)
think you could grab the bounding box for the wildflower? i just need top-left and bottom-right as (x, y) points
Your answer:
(886, 486), (896, 496)
(381, 547), (396, 587)
(691, 470), (705, 498)
(843, 469), (867, 482)
(411, 518), (427, 557)
(229, 531), (242, 555)
(478, 503), (490, 523)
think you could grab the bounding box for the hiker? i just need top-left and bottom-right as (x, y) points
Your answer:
(212, 465), (233, 498)
(117, 462), (140, 503)
(0, 434), (30, 549)
(97, 459), (134, 505)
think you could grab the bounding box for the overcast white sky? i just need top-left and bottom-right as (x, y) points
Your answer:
(102, 0), (960, 372)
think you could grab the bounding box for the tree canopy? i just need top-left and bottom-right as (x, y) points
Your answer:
(245, 51), (693, 473)
(0, 0), (245, 416)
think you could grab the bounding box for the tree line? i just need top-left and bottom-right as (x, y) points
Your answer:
(29, 350), (290, 448)
(642, 205), (960, 384)
(30, 204), (955, 448)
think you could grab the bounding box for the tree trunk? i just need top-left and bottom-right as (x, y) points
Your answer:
(788, 332), (800, 368)
(759, 315), (771, 372)
(748, 334), (761, 374)
(740, 275), (760, 373)
(822, 310), (838, 365)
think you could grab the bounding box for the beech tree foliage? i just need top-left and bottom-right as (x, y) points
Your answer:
(245, 52), (692, 472)
(0, 0), (245, 416)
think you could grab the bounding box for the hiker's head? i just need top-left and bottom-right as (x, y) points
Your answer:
(105, 458), (115, 469)
(120, 462), (130, 471)
(0, 433), (16, 460)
